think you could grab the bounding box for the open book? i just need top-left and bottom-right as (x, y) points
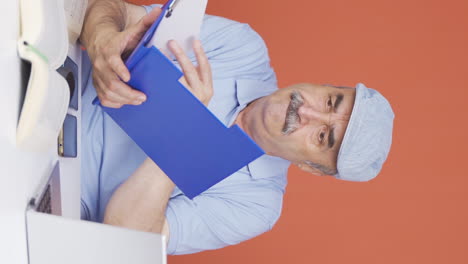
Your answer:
(16, 0), (71, 151)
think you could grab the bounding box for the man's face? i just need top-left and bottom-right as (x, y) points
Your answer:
(245, 83), (356, 175)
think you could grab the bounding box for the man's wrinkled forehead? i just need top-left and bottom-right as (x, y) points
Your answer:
(322, 84), (355, 90)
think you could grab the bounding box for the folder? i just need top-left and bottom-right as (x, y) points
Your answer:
(94, 0), (264, 199)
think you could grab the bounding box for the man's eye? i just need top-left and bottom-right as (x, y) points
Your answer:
(327, 97), (332, 111)
(319, 132), (325, 143)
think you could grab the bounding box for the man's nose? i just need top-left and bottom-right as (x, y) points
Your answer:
(297, 106), (329, 124)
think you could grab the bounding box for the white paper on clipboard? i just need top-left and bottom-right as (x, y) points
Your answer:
(147, 0), (208, 57)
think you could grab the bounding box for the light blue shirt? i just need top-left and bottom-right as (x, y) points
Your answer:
(81, 5), (290, 255)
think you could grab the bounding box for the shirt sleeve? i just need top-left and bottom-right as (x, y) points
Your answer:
(165, 174), (285, 255)
(199, 16), (276, 83)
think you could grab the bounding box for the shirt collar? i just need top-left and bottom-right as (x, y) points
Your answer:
(236, 79), (278, 107)
(230, 79), (290, 179)
(228, 78), (279, 126)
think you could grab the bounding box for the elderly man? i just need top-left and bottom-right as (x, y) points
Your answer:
(80, 1), (394, 255)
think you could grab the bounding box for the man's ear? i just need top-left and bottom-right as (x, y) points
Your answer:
(295, 162), (325, 176)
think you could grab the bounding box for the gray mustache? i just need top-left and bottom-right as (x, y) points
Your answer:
(282, 91), (304, 135)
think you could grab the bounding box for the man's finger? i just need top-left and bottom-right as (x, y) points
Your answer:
(168, 40), (200, 88)
(105, 78), (147, 103)
(141, 7), (162, 28)
(94, 77), (130, 104)
(95, 75), (146, 106)
(121, 8), (161, 62)
(121, 9), (160, 55)
(193, 39), (212, 85)
(101, 100), (124, 109)
(129, 7), (162, 42)
(108, 54), (131, 82)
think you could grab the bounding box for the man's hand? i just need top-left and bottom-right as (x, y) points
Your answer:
(168, 39), (214, 106)
(83, 4), (161, 108)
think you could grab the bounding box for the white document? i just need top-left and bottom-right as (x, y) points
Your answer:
(147, 0), (208, 57)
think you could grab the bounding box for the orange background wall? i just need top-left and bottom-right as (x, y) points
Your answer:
(130, 0), (468, 263)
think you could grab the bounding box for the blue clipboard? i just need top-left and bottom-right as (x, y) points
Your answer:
(93, 0), (264, 199)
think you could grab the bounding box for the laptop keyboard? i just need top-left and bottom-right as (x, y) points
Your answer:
(36, 184), (52, 214)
